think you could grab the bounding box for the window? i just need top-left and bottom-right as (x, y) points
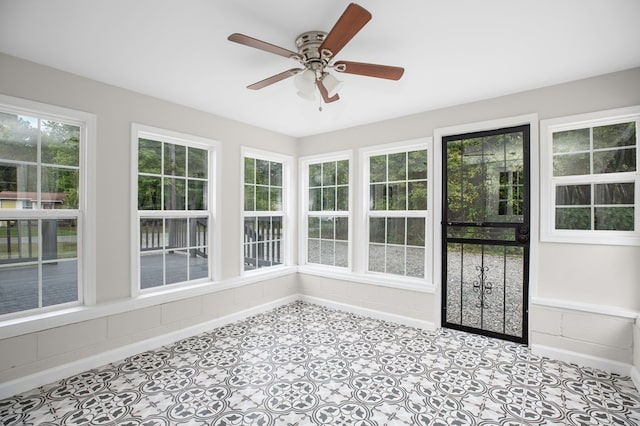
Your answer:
(301, 153), (351, 268)
(133, 124), (216, 291)
(363, 142), (429, 279)
(541, 106), (640, 245)
(242, 149), (292, 272)
(0, 95), (95, 317)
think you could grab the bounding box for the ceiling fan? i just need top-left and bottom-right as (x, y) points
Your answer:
(228, 3), (404, 104)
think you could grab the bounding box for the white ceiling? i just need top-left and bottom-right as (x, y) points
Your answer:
(1, 0), (640, 138)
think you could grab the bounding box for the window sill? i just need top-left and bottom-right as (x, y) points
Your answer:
(298, 265), (435, 293)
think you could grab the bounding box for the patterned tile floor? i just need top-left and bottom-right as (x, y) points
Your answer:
(1, 301), (640, 425)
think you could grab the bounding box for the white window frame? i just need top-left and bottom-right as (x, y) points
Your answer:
(358, 138), (433, 285)
(0, 94), (96, 320)
(130, 123), (220, 297)
(299, 150), (353, 270)
(241, 147), (294, 275)
(540, 106), (640, 246)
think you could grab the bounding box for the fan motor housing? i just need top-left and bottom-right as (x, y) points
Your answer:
(295, 31), (327, 68)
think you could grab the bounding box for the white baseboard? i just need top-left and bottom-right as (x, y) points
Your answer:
(531, 343), (632, 377)
(299, 295), (436, 331)
(0, 295), (297, 400)
(631, 366), (640, 392)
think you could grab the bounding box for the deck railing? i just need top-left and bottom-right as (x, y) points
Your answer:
(139, 218), (208, 258)
(0, 219), (58, 265)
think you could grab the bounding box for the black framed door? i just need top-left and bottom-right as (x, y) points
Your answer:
(442, 125), (530, 344)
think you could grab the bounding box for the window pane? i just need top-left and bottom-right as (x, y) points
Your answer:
(594, 183), (634, 205)
(244, 184), (255, 211)
(552, 128), (589, 153)
(320, 216), (334, 240)
(309, 188), (321, 211)
(408, 150), (427, 180)
(370, 184), (387, 210)
(166, 219), (188, 249)
(320, 240), (334, 266)
(322, 161), (336, 186)
(386, 245), (405, 275)
(308, 216), (320, 238)
(256, 186), (269, 211)
(322, 187), (335, 211)
(308, 239), (320, 263)
(406, 247), (425, 278)
(42, 259), (77, 307)
(335, 217), (348, 241)
(188, 147), (208, 179)
(140, 218), (164, 250)
(270, 162), (282, 187)
(0, 219), (38, 261)
(244, 157), (255, 184)
(408, 181), (427, 210)
(164, 143), (186, 176)
(553, 153), (590, 176)
(256, 159), (269, 185)
(41, 121), (79, 167)
(190, 217), (208, 248)
(556, 208), (591, 230)
(245, 217), (257, 243)
(386, 217), (405, 245)
(0, 163), (37, 209)
(309, 163), (322, 187)
(593, 148), (636, 174)
(593, 122), (635, 149)
(595, 207), (634, 231)
(0, 264), (38, 315)
(188, 180), (207, 210)
(556, 184), (590, 206)
(189, 252), (208, 280)
(42, 219), (77, 260)
(369, 155), (386, 183)
(270, 187), (282, 211)
(141, 251), (163, 289)
(138, 139), (162, 174)
(166, 249), (188, 284)
(336, 186), (348, 211)
(164, 177), (186, 210)
(41, 167), (79, 209)
(369, 217), (385, 244)
(138, 176), (162, 210)
(335, 241), (348, 267)
(388, 152), (406, 181)
(0, 113), (38, 162)
(407, 218), (425, 247)
(388, 182), (406, 210)
(336, 160), (349, 185)
(368, 244), (385, 273)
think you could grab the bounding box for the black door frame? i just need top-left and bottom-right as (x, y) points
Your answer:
(441, 124), (530, 344)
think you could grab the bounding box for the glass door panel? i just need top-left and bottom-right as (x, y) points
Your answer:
(442, 125), (530, 344)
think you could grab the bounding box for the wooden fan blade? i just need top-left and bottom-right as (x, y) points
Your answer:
(334, 61), (404, 80)
(247, 68), (303, 90)
(319, 3), (371, 58)
(317, 80), (340, 103)
(228, 33), (300, 59)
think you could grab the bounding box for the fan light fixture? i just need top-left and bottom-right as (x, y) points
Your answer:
(321, 72), (343, 98)
(294, 69), (317, 100)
